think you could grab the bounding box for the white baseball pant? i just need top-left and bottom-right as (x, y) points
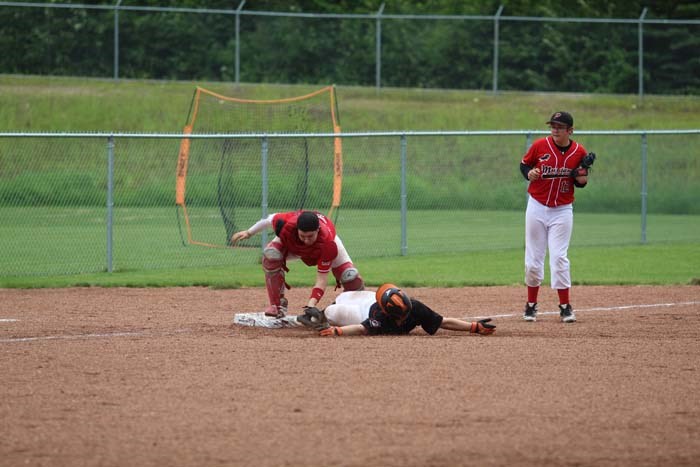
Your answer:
(323, 290), (375, 326)
(524, 195), (573, 290)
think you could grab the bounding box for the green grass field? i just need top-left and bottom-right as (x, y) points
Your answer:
(1, 75), (699, 287)
(2, 75), (700, 132)
(0, 243), (698, 288)
(0, 206), (697, 287)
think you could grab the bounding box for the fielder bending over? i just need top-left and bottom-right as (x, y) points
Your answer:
(231, 210), (364, 318)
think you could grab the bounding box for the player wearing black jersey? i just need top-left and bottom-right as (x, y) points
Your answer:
(318, 284), (496, 337)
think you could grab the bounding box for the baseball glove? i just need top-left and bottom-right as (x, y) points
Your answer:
(297, 306), (329, 331)
(581, 152), (596, 169)
(571, 152), (596, 177)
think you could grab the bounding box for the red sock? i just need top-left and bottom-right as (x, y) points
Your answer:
(557, 288), (570, 305)
(527, 286), (539, 304)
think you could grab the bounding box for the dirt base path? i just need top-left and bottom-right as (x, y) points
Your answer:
(2, 285), (699, 467)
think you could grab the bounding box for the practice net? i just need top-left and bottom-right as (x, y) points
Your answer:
(176, 85), (342, 248)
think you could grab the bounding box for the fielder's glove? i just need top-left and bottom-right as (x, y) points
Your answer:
(470, 318), (496, 335)
(297, 306), (329, 331)
(319, 326), (343, 337)
(581, 152), (596, 169)
(571, 152), (596, 178)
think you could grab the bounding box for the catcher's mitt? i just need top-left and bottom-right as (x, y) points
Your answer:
(297, 306), (329, 331)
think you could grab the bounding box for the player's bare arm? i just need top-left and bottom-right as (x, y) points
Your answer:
(441, 317), (496, 335)
(440, 317), (471, 331)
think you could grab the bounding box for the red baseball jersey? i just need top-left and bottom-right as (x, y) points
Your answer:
(272, 211), (338, 273)
(521, 136), (589, 207)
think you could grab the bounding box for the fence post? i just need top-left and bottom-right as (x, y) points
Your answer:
(261, 136), (269, 249)
(493, 5), (504, 94)
(524, 133), (533, 205)
(235, 0), (246, 84)
(400, 134), (408, 256)
(106, 136), (115, 272)
(638, 7), (648, 101)
(113, 0), (123, 80)
(640, 132), (648, 243)
(375, 3), (385, 92)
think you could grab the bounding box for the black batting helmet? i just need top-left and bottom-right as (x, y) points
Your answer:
(376, 283), (412, 320)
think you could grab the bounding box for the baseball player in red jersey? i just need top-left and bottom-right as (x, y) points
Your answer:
(519, 111), (595, 323)
(231, 210), (364, 317)
(310, 284), (495, 337)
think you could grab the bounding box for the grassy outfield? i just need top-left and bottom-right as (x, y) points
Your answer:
(0, 205), (698, 287)
(0, 243), (698, 288)
(1, 75), (699, 288)
(2, 74), (700, 132)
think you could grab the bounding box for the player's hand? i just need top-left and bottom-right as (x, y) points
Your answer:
(231, 230), (251, 245)
(570, 166), (588, 178)
(470, 318), (496, 335)
(528, 168), (541, 180)
(319, 326), (343, 337)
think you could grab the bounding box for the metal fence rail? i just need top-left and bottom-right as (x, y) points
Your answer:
(1, 2), (699, 96)
(0, 130), (698, 277)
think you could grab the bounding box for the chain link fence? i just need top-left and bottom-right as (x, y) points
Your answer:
(1, 130), (699, 277)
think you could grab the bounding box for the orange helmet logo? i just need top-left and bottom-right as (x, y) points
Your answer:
(376, 283), (412, 319)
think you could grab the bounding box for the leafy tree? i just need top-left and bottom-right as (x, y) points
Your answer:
(0, 0), (697, 93)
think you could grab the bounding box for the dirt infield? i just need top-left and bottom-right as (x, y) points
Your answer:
(1, 285), (699, 467)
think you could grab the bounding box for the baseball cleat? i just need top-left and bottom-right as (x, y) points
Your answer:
(523, 302), (537, 322)
(559, 304), (576, 323)
(264, 305), (283, 318)
(264, 298), (288, 318)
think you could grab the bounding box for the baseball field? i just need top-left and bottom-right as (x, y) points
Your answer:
(2, 285), (699, 466)
(1, 76), (699, 466)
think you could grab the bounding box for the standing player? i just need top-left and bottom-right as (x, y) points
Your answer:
(519, 111), (595, 323)
(299, 284), (496, 337)
(231, 210), (364, 318)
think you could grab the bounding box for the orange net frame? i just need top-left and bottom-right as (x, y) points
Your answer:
(176, 85), (343, 248)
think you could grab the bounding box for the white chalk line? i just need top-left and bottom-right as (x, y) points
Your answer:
(0, 328), (192, 344)
(463, 300), (700, 320)
(0, 318), (19, 322)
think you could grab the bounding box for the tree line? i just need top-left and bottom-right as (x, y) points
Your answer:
(1, 0), (698, 94)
